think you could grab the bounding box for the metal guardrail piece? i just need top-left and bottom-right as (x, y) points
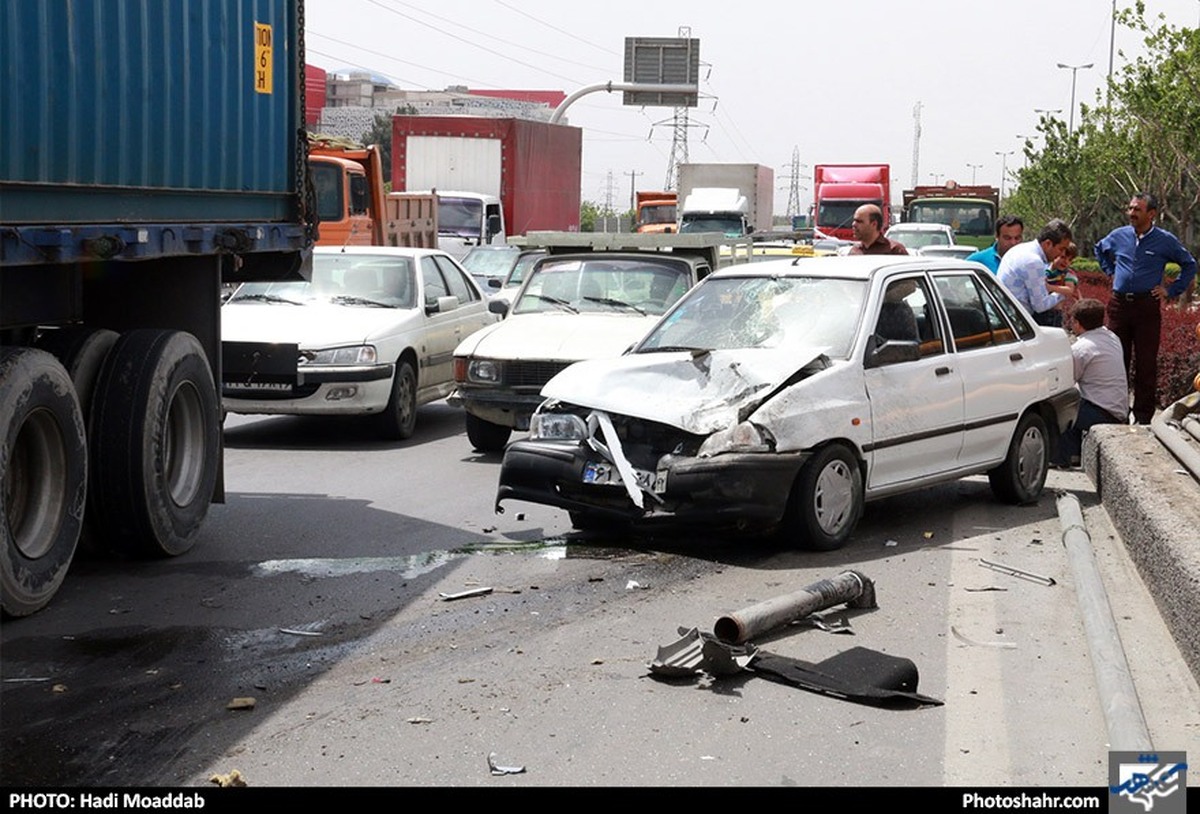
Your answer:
(1150, 392), (1200, 482)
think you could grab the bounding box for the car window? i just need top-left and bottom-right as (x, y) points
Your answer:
(873, 277), (945, 362)
(421, 256), (449, 304)
(433, 255), (480, 303)
(506, 252), (544, 288)
(512, 258), (691, 317)
(976, 271), (1036, 341)
(462, 248), (518, 276)
(933, 273), (1016, 350)
(285, 254), (416, 308)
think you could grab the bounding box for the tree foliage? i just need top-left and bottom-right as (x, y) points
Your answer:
(1006, 2), (1199, 255)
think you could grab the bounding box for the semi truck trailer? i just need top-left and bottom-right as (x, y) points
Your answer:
(0, 0), (314, 616)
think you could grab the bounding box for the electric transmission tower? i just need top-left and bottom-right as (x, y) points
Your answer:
(785, 146), (803, 218)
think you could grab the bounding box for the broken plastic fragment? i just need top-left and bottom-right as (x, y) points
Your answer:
(487, 752), (526, 776)
(226, 697), (257, 710)
(440, 587), (494, 601)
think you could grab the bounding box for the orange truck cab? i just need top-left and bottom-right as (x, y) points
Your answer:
(635, 190), (678, 234)
(308, 143), (389, 246)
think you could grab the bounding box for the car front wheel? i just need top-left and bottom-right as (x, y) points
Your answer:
(466, 412), (511, 453)
(988, 411), (1048, 505)
(784, 443), (862, 551)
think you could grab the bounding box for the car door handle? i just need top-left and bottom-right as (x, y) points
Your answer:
(935, 366), (951, 376)
(1009, 352), (1023, 362)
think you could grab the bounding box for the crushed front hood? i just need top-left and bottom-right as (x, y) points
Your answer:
(541, 347), (825, 435)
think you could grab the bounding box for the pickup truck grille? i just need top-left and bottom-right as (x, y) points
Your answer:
(505, 360), (573, 388)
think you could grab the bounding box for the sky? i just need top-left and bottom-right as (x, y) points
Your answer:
(303, 0), (1200, 215)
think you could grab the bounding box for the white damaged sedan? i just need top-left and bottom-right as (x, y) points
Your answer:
(496, 255), (1079, 549)
(222, 246), (496, 439)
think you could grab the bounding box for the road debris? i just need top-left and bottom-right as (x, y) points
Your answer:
(225, 697), (256, 710)
(713, 570), (876, 644)
(406, 717), (433, 724)
(487, 752), (526, 776)
(279, 628), (323, 637)
(950, 625), (1017, 649)
(979, 558), (1056, 586)
(209, 769), (247, 787)
(439, 587), (494, 601)
(625, 580), (647, 590)
(648, 628), (941, 707)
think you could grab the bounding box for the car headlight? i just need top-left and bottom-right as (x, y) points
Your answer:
(697, 422), (771, 457)
(302, 345), (377, 366)
(530, 412), (588, 441)
(462, 358), (503, 384)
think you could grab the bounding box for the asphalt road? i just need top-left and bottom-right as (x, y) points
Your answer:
(2, 403), (1196, 788)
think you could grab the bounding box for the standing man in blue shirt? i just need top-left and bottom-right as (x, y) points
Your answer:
(965, 214), (1024, 274)
(1094, 192), (1198, 424)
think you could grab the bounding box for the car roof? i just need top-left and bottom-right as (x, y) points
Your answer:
(708, 255), (968, 281)
(533, 251), (706, 269)
(314, 245), (447, 258)
(887, 223), (954, 231)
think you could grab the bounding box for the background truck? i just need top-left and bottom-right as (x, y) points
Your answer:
(308, 137), (438, 249)
(0, 0), (314, 616)
(390, 115), (583, 258)
(635, 191), (678, 234)
(812, 164), (891, 241)
(675, 163), (774, 235)
(901, 182), (1001, 250)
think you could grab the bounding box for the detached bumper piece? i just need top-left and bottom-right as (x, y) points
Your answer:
(649, 628), (942, 708)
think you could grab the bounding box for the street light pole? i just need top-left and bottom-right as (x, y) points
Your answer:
(1056, 62), (1094, 135)
(966, 163), (983, 184)
(995, 150), (1014, 200)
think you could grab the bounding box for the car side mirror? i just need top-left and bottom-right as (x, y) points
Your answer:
(487, 278), (501, 290)
(865, 337), (921, 368)
(488, 298), (509, 316)
(426, 295), (459, 315)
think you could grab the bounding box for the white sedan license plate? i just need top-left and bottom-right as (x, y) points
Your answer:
(583, 462), (666, 493)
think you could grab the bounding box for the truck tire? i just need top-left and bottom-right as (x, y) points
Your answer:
(466, 412), (511, 453)
(377, 360), (417, 440)
(89, 330), (219, 557)
(35, 327), (120, 558)
(34, 326), (120, 420)
(988, 411), (1048, 505)
(0, 347), (87, 617)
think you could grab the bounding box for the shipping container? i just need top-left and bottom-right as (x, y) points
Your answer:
(391, 116), (582, 235)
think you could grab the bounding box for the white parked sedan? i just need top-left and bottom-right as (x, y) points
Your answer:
(222, 246), (497, 439)
(496, 255), (1079, 549)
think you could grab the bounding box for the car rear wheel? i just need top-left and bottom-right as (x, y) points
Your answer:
(378, 360), (417, 440)
(785, 443), (862, 551)
(466, 412), (511, 453)
(988, 411), (1048, 505)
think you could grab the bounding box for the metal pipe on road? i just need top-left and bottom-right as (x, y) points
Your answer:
(713, 570), (876, 644)
(1150, 392), (1200, 480)
(1056, 492), (1153, 751)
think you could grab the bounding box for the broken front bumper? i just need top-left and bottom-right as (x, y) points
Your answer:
(496, 438), (809, 531)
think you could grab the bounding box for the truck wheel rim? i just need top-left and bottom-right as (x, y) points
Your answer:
(164, 381), (207, 508)
(814, 459), (854, 535)
(6, 408), (67, 560)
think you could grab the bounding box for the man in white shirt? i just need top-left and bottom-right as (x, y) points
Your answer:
(997, 218), (1076, 323)
(1052, 298), (1129, 468)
